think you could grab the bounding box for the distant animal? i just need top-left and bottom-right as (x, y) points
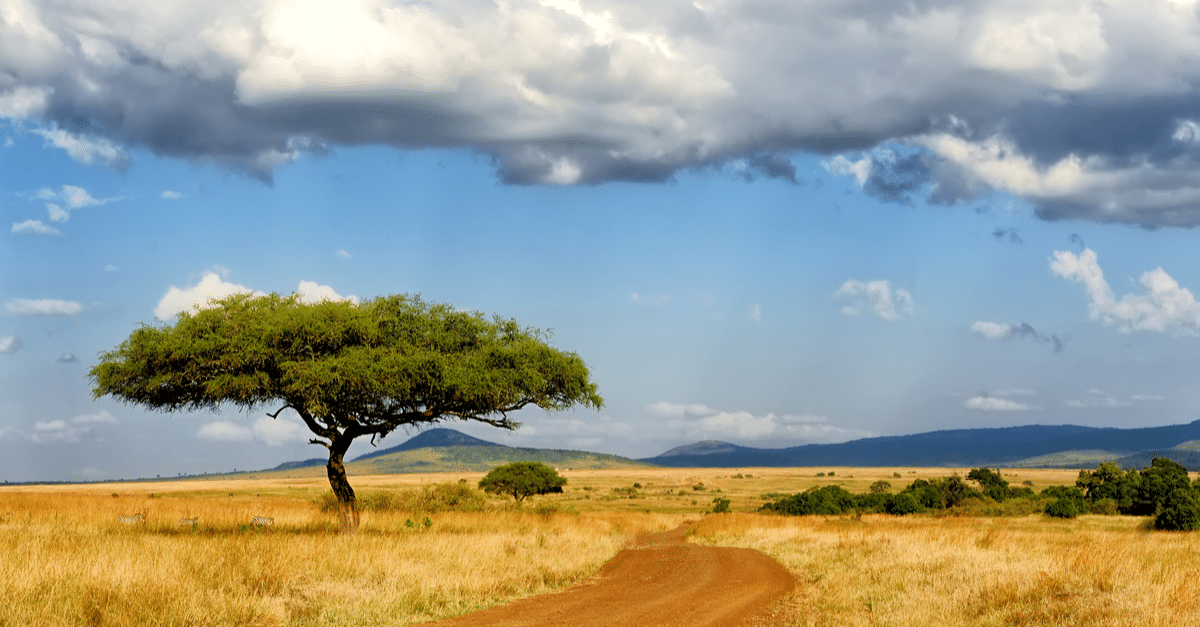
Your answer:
(251, 516), (273, 526)
(178, 517), (199, 526)
(117, 513), (145, 525)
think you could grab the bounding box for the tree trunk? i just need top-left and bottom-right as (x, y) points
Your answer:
(327, 445), (359, 534)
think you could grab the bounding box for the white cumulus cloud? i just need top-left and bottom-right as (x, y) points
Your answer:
(30, 410), (118, 444)
(154, 272), (265, 319)
(836, 279), (913, 321)
(963, 396), (1040, 412)
(196, 421), (254, 443)
(1051, 248), (1200, 335)
(0, 336), (21, 354)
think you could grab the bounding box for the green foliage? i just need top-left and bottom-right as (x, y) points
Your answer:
(1077, 462), (1139, 513)
(760, 485), (854, 516)
(1044, 498), (1083, 519)
(478, 462), (567, 502)
(869, 480), (892, 494)
(710, 497), (731, 513)
(1132, 457), (1193, 517)
(967, 468), (1011, 502)
(885, 493), (924, 515)
(91, 293), (602, 424)
(1154, 489), (1200, 531)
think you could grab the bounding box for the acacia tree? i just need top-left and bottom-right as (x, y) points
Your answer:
(89, 293), (603, 533)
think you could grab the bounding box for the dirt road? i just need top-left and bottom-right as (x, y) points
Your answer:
(423, 524), (795, 627)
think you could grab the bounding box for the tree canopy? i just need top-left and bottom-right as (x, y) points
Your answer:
(478, 461), (567, 501)
(90, 293), (602, 532)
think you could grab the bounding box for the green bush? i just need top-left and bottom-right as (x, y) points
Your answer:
(479, 461), (567, 502)
(1154, 489), (1200, 531)
(1045, 498), (1082, 519)
(886, 493), (924, 515)
(710, 497), (731, 513)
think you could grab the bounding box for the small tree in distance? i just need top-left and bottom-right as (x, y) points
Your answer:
(479, 462), (567, 502)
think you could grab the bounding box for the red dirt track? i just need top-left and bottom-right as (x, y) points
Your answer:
(424, 524), (795, 627)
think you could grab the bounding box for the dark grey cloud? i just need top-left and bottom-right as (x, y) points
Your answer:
(992, 227), (1023, 244)
(6, 0), (1200, 225)
(973, 321), (1065, 354)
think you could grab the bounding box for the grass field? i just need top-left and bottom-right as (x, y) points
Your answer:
(3, 466), (1197, 626)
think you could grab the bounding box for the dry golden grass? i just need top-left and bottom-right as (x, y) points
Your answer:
(3, 466), (1190, 627)
(0, 479), (683, 627)
(691, 512), (1200, 627)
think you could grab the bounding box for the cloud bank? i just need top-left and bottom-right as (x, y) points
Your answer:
(9, 1), (1200, 225)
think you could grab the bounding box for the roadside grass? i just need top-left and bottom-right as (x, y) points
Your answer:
(690, 512), (1200, 627)
(0, 466), (1173, 626)
(0, 483), (681, 627)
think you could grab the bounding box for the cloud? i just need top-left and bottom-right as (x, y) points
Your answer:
(156, 273), (358, 319)
(963, 395), (1040, 412)
(197, 414), (309, 446)
(32, 127), (130, 170)
(57, 353), (77, 363)
(12, 219), (61, 235)
(836, 279), (913, 321)
(160, 190), (183, 199)
(648, 401), (868, 443)
(196, 421), (254, 443)
(154, 272), (265, 319)
(28, 185), (121, 223)
(748, 303), (761, 322)
(5, 299), (83, 315)
(336, 249), (352, 258)
(296, 280), (358, 304)
(646, 402), (716, 418)
(971, 321), (1064, 353)
(1063, 388), (1133, 409)
(0, 336), (21, 354)
(4, 1), (1200, 225)
(30, 410), (117, 444)
(992, 227), (1023, 244)
(1051, 248), (1200, 335)
(251, 414), (309, 447)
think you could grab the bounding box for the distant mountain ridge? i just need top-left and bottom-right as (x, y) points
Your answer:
(268, 427), (650, 474)
(266, 420), (1200, 475)
(639, 420), (1200, 470)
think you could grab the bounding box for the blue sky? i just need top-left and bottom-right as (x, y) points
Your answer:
(5, 0), (1200, 481)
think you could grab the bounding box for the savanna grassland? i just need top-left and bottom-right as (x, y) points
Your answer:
(4, 466), (1199, 626)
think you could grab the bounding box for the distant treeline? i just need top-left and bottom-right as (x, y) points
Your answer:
(760, 458), (1200, 531)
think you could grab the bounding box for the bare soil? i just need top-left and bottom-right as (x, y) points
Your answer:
(422, 523), (795, 627)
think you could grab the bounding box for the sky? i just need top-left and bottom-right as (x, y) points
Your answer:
(5, 0), (1200, 482)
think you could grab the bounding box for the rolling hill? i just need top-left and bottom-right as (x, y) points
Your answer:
(267, 428), (653, 475)
(639, 419), (1200, 470)
(263, 419), (1200, 477)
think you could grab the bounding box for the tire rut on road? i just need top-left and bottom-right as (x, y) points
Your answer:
(421, 524), (795, 627)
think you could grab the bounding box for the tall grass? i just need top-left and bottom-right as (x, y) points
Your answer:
(0, 487), (679, 627)
(690, 512), (1200, 627)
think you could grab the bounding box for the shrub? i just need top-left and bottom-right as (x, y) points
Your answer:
(886, 493), (924, 515)
(710, 498), (731, 513)
(1154, 489), (1200, 531)
(1045, 498), (1082, 519)
(1089, 498), (1120, 516)
(479, 462), (567, 502)
(761, 485), (854, 516)
(869, 480), (892, 494)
